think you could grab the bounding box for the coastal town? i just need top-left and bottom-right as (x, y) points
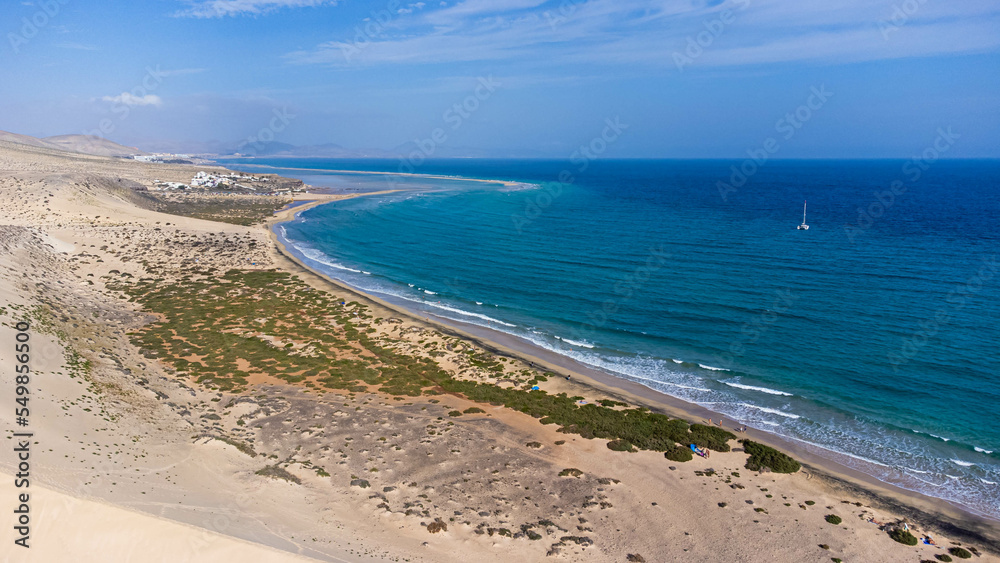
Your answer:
(151, 170), (307, 196)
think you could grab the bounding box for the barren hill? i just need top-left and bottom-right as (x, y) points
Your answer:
(0, 130), (145, 157)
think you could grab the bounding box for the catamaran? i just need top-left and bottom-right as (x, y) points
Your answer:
(797, 200), (809, 230)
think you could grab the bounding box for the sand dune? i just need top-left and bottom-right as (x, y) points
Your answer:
(0, 475), (321, 562)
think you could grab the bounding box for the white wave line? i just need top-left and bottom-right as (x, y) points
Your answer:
(724, 381), (793, 396)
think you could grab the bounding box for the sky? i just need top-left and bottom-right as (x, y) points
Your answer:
(1, 0), (998, 157)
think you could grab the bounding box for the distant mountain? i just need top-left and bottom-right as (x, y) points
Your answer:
(391, 141), (553, 159)
(0, 130), (145, 157)
(43, 134), (146, 157)
(226, 141), (396, 158)
(0, 130), (61, 151)
(0, 129), (546, 160)
(135, 139), (396, 158)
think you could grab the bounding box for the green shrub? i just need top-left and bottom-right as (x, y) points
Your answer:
(214, 436), (256, 457)
(689, 424), (736, 452)
(889, 527), (918, 546)
(664, 445), (693, 462)
(825, 514), (842, 525)
(948, 547), (971, 559)
(935, 556), (953, 563)
(741, 440), (801, 473)
(607, 439), (635, 452)
(558, 468), (583, 477)
(598, 399), (628, 407)
(448, 410), (462, 417)
(463, 407), (485, 414)
(255, 465), (301, 484)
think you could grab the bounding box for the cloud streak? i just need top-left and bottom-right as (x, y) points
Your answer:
(284, 0), (1000, 69)
(54, 42), (99, 51)
(100, 93), (164, 107)
(174, 0), (337, 18)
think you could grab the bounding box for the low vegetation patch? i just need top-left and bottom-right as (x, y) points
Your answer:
(606, 439), (636, 452)
(255, 465), (300, 485)
(213, 436), (256, 457)
(889, 527), (918, 546)
(133, 192), (290, 226)
(948, 547), (972, 559)
(741, 439), (801, 473)
(558, 468), (583, 478)
(825, 514), (842, 525)
(105, 269), (807, 471)
(663, 445), (693, 462)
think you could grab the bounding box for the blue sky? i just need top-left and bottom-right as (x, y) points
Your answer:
(1, 0), (998, 157)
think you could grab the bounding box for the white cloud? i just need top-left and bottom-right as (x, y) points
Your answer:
(174, 0), (337, 18)
(101, 93), (164, 107)
(285, 0), (1000, 69)
(54, 42), (99, 51)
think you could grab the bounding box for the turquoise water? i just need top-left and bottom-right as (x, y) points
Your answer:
(225, 158), (1000, 518)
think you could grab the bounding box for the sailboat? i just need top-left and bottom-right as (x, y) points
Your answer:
(797, 200), (809, 230)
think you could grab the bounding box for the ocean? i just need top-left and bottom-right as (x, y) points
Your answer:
(219, 157), (1000, 519)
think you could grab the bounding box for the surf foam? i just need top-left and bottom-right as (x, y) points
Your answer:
(724, 381), (793, 396)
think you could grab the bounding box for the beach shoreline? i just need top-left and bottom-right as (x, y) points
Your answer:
(218, 160), (531, 189)
(267, 190), (1000, 548)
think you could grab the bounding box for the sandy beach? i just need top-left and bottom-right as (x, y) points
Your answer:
(1, 139), (997, 562)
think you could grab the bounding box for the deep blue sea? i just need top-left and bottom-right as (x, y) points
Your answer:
(220, 157), (1000, 518)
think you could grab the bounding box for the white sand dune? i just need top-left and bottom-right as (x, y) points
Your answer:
(0, 475), (322, 563)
